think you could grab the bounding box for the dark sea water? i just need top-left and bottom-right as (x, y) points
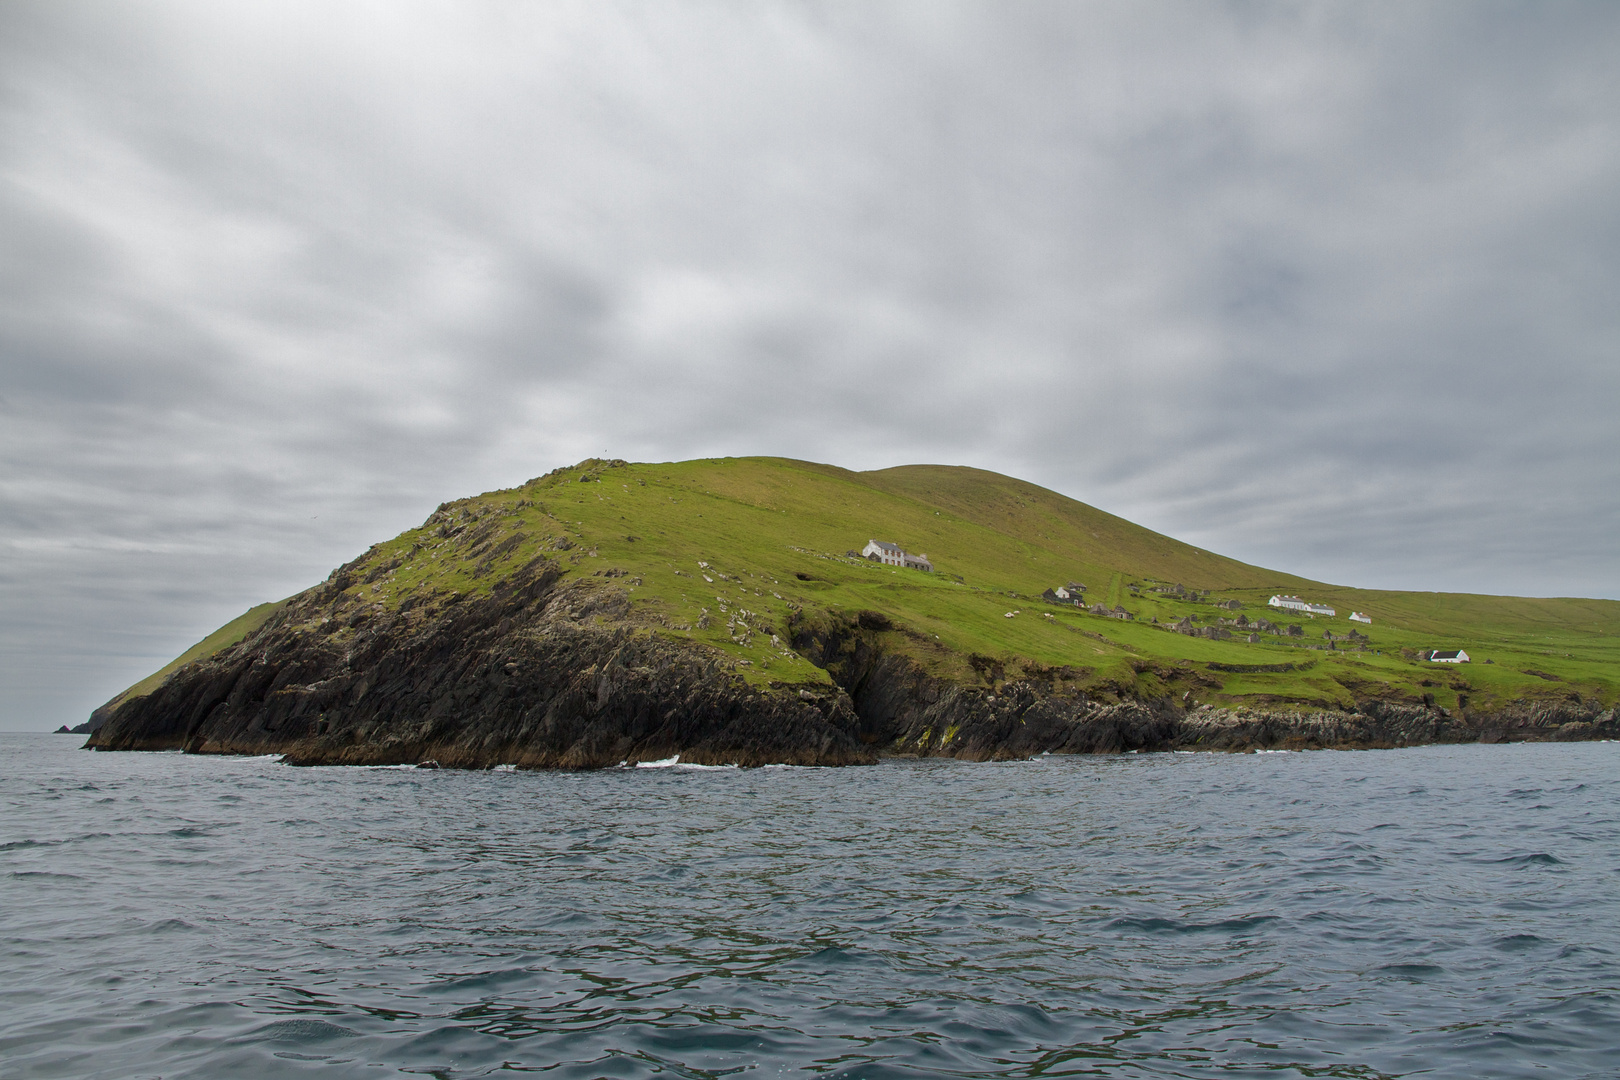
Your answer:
(2, 734), (1617, 1079)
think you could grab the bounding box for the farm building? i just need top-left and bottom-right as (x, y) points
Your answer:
(1041, 582), (1087, 607)
(1349, 612), (1372, 624)
(1428, 649), (1470, 663)
(1269, 594), (1336, 616)
(861, 539), (933, 572)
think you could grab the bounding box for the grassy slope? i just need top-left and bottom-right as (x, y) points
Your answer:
(115, 457), (1620, 715)
(108, 599), (288, 707)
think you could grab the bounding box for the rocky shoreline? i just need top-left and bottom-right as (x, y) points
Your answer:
(85, 559), (1618, 767)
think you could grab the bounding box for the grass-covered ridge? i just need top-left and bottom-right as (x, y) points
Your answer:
(123, 456), (1620, 715)
(107, 599), (288, 710)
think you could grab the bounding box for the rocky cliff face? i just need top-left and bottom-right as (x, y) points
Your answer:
(87, 563), (1618, 767)
(87, 555), (873, 767)
(793, 611), (1620, 760)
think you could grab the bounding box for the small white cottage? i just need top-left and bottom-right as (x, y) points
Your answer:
(1349, 611), (1372, 624)
(1428, 649), (1470, 663)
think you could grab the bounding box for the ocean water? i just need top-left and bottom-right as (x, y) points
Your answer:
(2, 734), (1617, 1079)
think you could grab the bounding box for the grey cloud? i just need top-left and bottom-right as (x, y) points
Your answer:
(3, 1), (1619, 727)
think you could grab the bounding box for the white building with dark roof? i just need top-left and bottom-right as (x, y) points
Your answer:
(1041, 582), (1087, 607)
(1429, 649), (1470, 663)
(861, 539), (933, 572)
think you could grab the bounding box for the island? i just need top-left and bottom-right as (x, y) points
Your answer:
(83, 457), (1620, 766)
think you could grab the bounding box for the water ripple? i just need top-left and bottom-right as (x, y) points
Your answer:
(2, 735), (1618, 1079)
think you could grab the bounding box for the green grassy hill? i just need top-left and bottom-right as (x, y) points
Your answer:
(113, 456), (1620, 717)
(96, 600), (287, 709)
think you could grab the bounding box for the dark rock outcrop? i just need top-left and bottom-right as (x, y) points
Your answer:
(68, 701), (118, 735)
(87, 557), (873, 768)
(87, 566), (1619, 768)
(791, 611), (1618, 759)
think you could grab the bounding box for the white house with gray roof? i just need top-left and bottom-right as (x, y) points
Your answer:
(862, 539), (933, 572)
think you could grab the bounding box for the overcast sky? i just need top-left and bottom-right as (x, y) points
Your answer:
(3, 1), (1618, 730)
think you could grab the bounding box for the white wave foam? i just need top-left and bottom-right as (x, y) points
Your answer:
(628, 755), (740, 771)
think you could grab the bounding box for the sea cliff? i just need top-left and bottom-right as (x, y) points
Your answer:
(87, 554), (1618, 766)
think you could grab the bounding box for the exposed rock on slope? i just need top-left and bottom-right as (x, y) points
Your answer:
(793, 611), (1619, 759)
(88, 557), (873, 767)
(88, 567), (1619, 767)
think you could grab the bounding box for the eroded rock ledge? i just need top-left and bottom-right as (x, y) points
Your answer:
(87, 558), (871, 767)
(794, 613), (1618, 758)
(86, 567), (1617, 767)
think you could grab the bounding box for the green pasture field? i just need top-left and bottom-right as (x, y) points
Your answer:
(131, 456), (1620, 714)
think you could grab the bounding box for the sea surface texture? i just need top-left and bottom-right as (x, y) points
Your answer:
(2, 734), (1616, 1079)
